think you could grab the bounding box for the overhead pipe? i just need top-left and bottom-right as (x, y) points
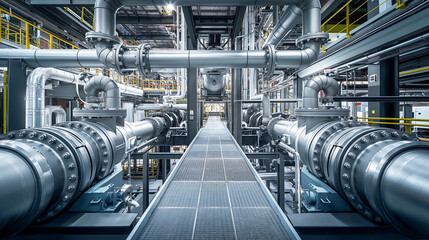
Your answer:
(86, 0), (326, 74)
(302, 75), (339, 109)
(44, 105), (66, 127)
(163, 7), (187, 103)
(84, 76), (121, 109)
(263, 5), (302, 48)
(0, 0), (327, 71)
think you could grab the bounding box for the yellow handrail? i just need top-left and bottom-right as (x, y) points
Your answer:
(0, 7), (78, 50)
(321, 0), (402, 45)
(357, 117), (429, 133)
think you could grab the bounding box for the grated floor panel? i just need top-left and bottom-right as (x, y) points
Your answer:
(131, 117), (295, 240)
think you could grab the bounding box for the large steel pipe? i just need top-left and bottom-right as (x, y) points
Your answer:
(268, 118), (429, 238)
(0, 116), (167, 237)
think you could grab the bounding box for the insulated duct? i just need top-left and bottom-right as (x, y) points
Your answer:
(26, 68), (78, 128)
(25, 68), (144, 129)
(44, 105), (66, 127)
(0, 116), (168, 237)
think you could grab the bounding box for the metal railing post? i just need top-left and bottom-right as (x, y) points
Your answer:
(405, 119), (412, 133)
(0, 10), (2, 43)
(346, 3), (352, 38)
(25, 22), (29, 49)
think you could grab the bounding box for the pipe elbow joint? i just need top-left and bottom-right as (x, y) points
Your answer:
(300, 45), (319, 67)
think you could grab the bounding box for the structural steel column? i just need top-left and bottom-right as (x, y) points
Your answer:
(277, 152), (285, 212)
(6, 60), (26, 131)
(232, 38), (243, 145)
(143, 153), (149, 211)
(368, 56), (399, 128)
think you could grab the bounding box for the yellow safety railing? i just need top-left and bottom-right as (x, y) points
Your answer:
(321, 0), (406, 51)
(357, 117), (429, 134)
(0, 7), (78, 49)
(64, 7), (94, 30)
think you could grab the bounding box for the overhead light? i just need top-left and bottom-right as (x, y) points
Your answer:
(166, 4), (175, 12)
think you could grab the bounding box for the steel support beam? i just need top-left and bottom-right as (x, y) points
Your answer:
(119, 35), (175, 40)
(246, 152), (279, 159)
(142, 152), (149, 211)
(182, 6), (197, 49)
(6, 60), (26, 131)
(196, 28), (229, 34)
(147, 152), (183, 159)
(277, 152), (285, 212)
(27, 0), (291, 5)
(232, 6), (246, 40)
(117, 16), (174, 24)
(232, 37), (243, 145)
(195, 16), (234, 26)
(332, 96), (429, 102)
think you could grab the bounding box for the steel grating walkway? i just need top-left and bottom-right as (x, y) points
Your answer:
(128, 117), (299, 240)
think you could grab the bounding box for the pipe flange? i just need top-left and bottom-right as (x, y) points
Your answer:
(136, 44), (152, 76)
(113, 43), (134, 76)
(152, 113), (172, 134)
(296, 32), (329, 49)
(339, 129), (416, 222)
(147, 117), (163, 136)
(86, 31), (121, 45)
(309, 121), (361, 179)
(55, 121), (114, 181)
(263, 44), (276, 78)
(2, 129), (80, 222)
(267, 117), (286, 139)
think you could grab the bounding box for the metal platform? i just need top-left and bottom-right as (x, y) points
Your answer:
(128, 117), (300, 240)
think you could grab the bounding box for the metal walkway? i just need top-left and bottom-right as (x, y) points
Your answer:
(128, 117), (299, 240)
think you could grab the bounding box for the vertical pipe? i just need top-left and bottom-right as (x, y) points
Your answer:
(3, 71), (7, 133)
(277, 152), (285, 212)
(143, 152), (149, 211)
(295, 153), (301, 213)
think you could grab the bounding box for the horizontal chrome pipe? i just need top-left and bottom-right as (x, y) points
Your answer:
(0, 49), (321, 69)
(268, 118), (429, 238)
(0, 115), (168, 237)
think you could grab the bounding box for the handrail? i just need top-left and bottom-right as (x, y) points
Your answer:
(321, 0), (404, 44)
(0, 7), (78, 49)
(356, 116), (429, 133)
